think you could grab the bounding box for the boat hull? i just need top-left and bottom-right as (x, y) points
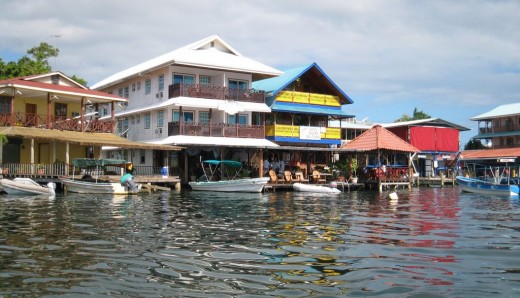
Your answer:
(456, 176), (519, 196)
(1, 178), (55, 196)
(293, 183), (341, 194)
(189, 177), (269, 193)
(61, 178), (140, 194)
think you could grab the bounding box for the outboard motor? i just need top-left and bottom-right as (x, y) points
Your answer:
(120, 173), (139, 193)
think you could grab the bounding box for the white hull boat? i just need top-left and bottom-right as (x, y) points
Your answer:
(1, 178), (56, 196)
(190, 177), (269, 193)
(189, 160), (269, 193)
(60, 158), (141, 195)
(293, 182), (341, 194)
(61, 177), (140, 195)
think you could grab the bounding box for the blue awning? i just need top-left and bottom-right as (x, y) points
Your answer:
(271, 102), (354, 117)
(472, 131), (520, 139)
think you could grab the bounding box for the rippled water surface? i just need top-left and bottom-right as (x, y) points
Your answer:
(1, 187), (520, 297)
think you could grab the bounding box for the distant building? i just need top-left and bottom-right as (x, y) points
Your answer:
(470, 102), (520, 149)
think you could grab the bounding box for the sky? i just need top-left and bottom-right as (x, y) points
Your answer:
(1, 0), (519, 148)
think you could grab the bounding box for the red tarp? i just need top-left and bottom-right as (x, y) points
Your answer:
(409, 127), (459, 152)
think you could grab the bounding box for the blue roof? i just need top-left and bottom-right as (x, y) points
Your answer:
(271, 102), (354, 117)
(252, 63), (354, 104)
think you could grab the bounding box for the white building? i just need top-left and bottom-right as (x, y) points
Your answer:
(91, 35), (282, 180)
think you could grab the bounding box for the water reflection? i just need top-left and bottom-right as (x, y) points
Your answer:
(1, 187), (519, 296)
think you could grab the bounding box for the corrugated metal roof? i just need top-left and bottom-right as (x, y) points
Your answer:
(92, 35), (283, 90)
(0, 126), (180, 150)
(340, 125), (420, 153)
(382, 118), (470, 131)
(252, 63), (354, 104)
(472, 131), (520, 139)
(151, 135), (279, 148)
(470, 103), (520, 121)
(460, 148), (520, 160)
(270, 102), (354, 117)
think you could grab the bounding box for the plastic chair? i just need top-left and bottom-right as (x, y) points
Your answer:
(312, 170), (326, 184)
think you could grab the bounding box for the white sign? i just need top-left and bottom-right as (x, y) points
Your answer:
(499, 158), (515, 163)
(300, 126), (321, 140)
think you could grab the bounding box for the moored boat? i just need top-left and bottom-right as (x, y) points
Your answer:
(456, 176), (519, 197)
(293, 182), (341, 194)
(1, 178), (56, 196)
(189, 160), (269, 193)
(60, 158), (141, 195)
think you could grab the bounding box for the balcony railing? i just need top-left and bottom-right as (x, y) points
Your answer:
(168, 121), (265, 138)
(0, 112), (114, 133)
(168, 83), (265, 103)
(265, 124), (341, 140)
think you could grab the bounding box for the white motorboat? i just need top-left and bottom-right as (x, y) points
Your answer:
(60, 158), (141, 195)
(456, 176), (519, 197)
(189, 160), (269, 193)
(1, 178), (56, 196)
(293, 182), (341, 194)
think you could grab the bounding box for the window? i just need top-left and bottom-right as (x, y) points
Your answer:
(228, 114), (247, 125)
(158, 75), (164, 91)
(124, 86), (129, 98)
(172, 74), (194, 85)
(132, 83), (136, 92)
(140, 149), (145, 164)
(199, 111), (210, 124)
(228, 79), (248, 90)
(200, 75), (211, 85)
(0, 96), (11, 114)
(55, 103), (67, 117)
(136, 115), (140, 124)
(130, 116), (135, 125)
(118, 88), (123, 97)
(157, 110), (164, 127)
(145, 79), (151, 95)
(51, 74), (59, 84)
(144, 113), (150, 129)
(137, 81), (141, 91)
(172, 110), (194, 123)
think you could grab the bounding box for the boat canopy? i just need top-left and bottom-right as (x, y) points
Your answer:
(202, 160), (242, 168)
(72, 158), (131, 168)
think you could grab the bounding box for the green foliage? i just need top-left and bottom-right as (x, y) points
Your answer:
(0, 42), (87, 86)
(395, 107), (431, 122)
(0, 135), (7, 145)
(464, 139), (486, 150)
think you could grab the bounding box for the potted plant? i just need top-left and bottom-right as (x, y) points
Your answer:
(350, 158), (359, 183)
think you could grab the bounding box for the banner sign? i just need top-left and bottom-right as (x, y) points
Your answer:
(300, 126), (321, 140)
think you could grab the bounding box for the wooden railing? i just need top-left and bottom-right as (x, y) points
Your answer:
(168, 83), (265, 103)
(0, 163), (179, 178)
(0, 112), (114, 133)
(168, 121), (265, 138)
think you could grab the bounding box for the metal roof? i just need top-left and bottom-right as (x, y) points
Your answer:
(252, 63), (354, 105)
(460, 148), (520, 160)
(91, 35), (283, 90)
(382, 118), (470, 131)
(471, 131), (520, 139)
(470, 102), (520, 121)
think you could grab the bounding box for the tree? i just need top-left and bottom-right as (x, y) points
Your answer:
(464, 139), (486, 150)
(395, 107), (431, 122)
(0, 42), (87, 85)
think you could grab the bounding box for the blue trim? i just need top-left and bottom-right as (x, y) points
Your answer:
(271, 101), (354, 117)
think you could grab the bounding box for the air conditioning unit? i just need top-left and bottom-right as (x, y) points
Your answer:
(156, 91), (163, 99)
(155, 128), (163, 134)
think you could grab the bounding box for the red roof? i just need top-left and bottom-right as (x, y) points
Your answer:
(0, 76), (125, 101)
(341, 125), (420, 153)
(460, 148), (520, 160)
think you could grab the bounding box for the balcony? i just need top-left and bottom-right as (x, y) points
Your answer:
(168, 121), (265, 138)
(168, 83), (265, 103)
(0, 112), (114, 133)
(276, 91), (341, 107)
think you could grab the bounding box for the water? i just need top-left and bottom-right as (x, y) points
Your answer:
(1, 187), (520, 297)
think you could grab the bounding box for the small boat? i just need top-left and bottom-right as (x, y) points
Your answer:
(1, 178), (56, 195)
(293, 182), (341, 194)
(456, 176), (519, 197)
(189, 160), (269, 193)
(60, 158), (141, 194)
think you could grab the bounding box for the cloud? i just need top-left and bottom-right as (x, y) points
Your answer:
(2, 0), (519, 147)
